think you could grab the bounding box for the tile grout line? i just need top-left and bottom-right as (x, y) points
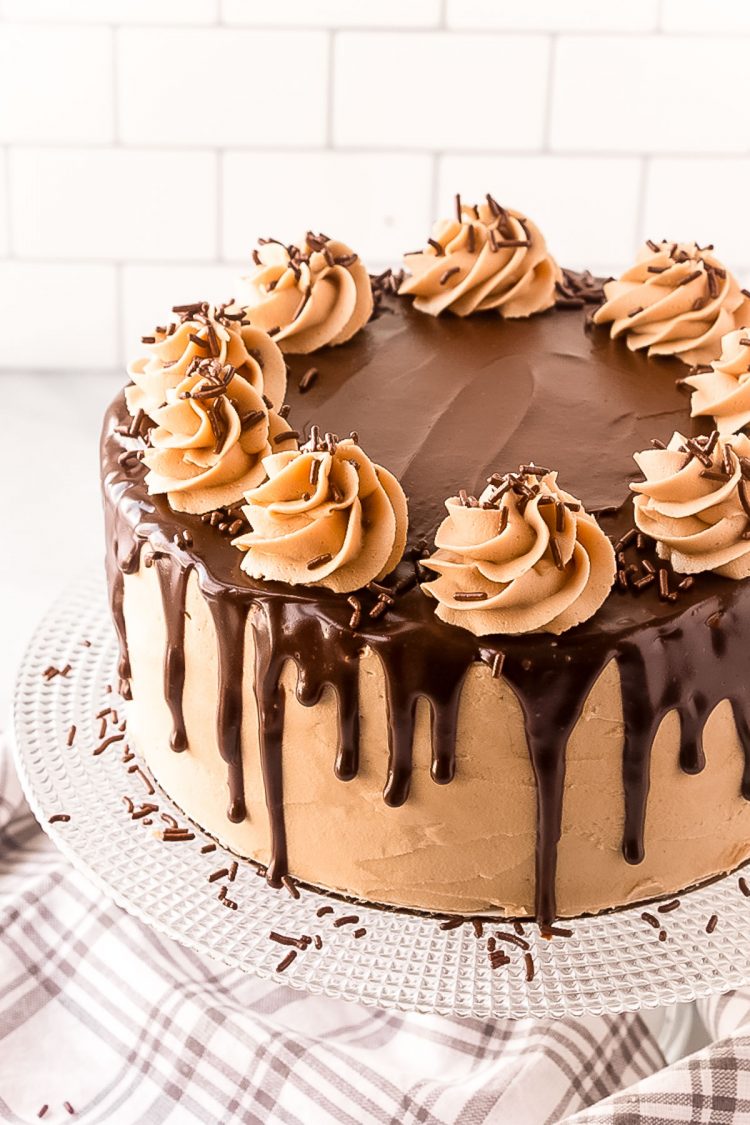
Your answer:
(3, 146), (12, 259)
(111, 26), (120, 145)
(634, 155), (651, 256)
(115, 261), (125, 371)
(541, 33), (557, 152)
(325, 30), (336, 148)
(215, 150), (223, 263)
(5, 140), (748, 160)
(430, 151), (440, 223)
(656, 0), (666, 33)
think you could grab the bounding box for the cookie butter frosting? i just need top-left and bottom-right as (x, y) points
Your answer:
(141, 358), (297, 515)
(126, 303), (287, 416)
(632, 431), (750, 577)
(232, 431), (408, 592)
(238, 234), (373, 354)
(398, 194), (560, 319)
(421, 468), (616, 636)
(684, 328), (750, 435)
(593, 241), (750, 366)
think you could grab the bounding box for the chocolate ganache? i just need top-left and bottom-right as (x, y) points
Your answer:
(102, 282), (750, 925)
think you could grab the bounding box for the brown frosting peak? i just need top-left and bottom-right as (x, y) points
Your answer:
(593, 241), (750, 367)
(232, 430), (408, 593)
(398, 194), (560, 319)
(421, 468), (616, 636)
(126, 302), (287, 415)
(684, 327), (750, 434)
(141, 357), (297, 515)
(632, 430), (750, 577)
(238, 233), (373, 354)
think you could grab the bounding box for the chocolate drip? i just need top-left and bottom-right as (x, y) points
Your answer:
(617, 642), (660, 866)
(504, 654), (604, 927)
(207, 594), (248, 823)
(108, 568), (132, 699)
(251, 600), (288, 884)
(100, 291), (750, 923)
(619, 604), (750, 869)
(155, 559), (192, 752)
(103, 491), (142, 700)
(374, 634), (471, 801)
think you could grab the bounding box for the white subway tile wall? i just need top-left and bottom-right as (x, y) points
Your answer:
(0, 0), (748, 370)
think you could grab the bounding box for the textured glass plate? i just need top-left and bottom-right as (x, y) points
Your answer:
(11, 574), (750, 1019)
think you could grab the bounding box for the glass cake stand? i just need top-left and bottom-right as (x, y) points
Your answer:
(10, 574), (750, 1021)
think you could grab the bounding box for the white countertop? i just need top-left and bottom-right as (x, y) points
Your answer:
(1, 370), (123, 717)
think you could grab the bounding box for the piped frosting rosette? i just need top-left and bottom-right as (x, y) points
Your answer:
(238, 233), (373, 354)
(398, 194), (560, 319)
(232, 430), (408, 593)
(141, 357), (297, 515)
(126, 301), (287, 416)
(125, 303), (292, 514)
(420, 468), (616, 636)
(593, 241), (750, 366)
(684, 328), (750, 435)
(631, 431), (750, 578)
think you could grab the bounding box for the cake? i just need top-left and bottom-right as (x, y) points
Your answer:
(101, 198), (750, 926)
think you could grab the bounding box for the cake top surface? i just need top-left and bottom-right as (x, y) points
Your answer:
(104, 288), (733, 650)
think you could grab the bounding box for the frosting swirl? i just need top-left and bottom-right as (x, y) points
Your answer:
(684, 328), (750, 435)
(398, 194), (560, 319)
(632, 431), (750, 578)
(593, 241), (750, 366)
(421, 469), (615, 636)
(126, 302), (287, 416)
(238, 233), (373, 354)
(232, 432), (408, 593)
(141, 357), (297, 515)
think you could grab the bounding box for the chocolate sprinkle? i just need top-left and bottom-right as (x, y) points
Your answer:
(276, 950), (297, 973)
(439, 267), (460, 286)
(282, 874), (300, 899)
(307, 553), (332, 571)
(299, 367), (318, 394)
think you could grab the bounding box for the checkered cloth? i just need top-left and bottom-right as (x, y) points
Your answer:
(2, 737), (750, 1125)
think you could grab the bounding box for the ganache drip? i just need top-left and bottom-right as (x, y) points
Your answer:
(156, 558), (191, 753)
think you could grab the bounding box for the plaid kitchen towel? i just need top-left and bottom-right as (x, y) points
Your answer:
(1, 733), (749, 1125)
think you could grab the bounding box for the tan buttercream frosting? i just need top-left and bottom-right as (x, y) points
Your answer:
(421, 468), (616, 636)
(632, 430), (750, 577)
(126, 303), (287, 416)
(232, 431), (408, 593)
(125, 305), (291, 515)
(684, 328), (750, 435)
(593, 241), (750, 367)
(238, 234), (373, 354)
(398, 194), (560, 319)
(141, 357), (297, 516)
